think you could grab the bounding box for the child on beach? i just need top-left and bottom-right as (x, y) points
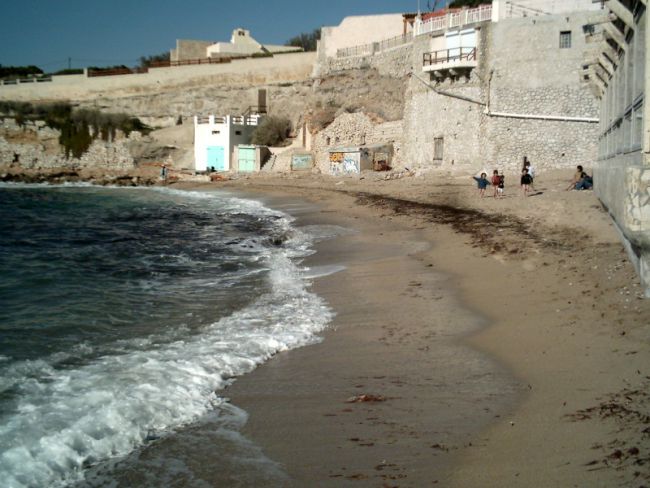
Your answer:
(491, 170), (500, 198)
(522, 157), (536, 191)
(497, 172), (505, 198)
(521, 168), (532, 196)
(472, 172), (490, 198)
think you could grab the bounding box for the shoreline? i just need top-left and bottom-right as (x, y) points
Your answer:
(222, 186), (520, 486)
(185, 173), (649, 487)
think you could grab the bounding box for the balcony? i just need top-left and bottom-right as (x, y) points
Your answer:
(422, 47), (477, 77)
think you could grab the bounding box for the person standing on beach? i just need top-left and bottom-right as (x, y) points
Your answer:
(472, 172), (490, 198)
(160, 164), (168, 185)
(497, 172), (505, 198)
(521, 168), (532, 196)
(523, 157), (536, 191)
(491, 170), (501, 198)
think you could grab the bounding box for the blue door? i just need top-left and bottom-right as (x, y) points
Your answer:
(207, 146), (225, 171)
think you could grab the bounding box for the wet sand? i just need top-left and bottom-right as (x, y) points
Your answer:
(224, 189), (520, 486)
(208, 172), (650, 487)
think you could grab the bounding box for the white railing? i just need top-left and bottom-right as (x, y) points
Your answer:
(417, 5), (492, 36)
(336, 32), (413, 58)
(335, 5), (492, 59)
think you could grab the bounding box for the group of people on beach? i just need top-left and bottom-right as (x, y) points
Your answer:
(471, 157), (535, 198)
(472, 157), (593, 197)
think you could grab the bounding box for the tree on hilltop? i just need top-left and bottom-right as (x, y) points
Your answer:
(285, 28), (321, 52)
(0, 64), (43, 80)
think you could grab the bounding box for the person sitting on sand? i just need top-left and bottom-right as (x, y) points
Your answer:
(521, 168), (532, 197)
(566, 165), (592, 190)
(472, 172), (490, 198)
(491, 170), (501, 198)
(575, 171), (593, 190)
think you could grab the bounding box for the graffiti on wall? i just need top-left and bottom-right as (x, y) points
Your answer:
(291, 154), (313, 171)
(330, 151), (360, 175)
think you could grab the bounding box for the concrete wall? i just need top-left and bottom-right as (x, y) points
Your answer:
(592, 7), (650, 295)
(171, 40), (213, 62)
(319, 14), (405, 59)
(0, 52), (316, 102)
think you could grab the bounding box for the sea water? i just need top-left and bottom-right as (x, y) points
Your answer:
(0, 184), (335, 487)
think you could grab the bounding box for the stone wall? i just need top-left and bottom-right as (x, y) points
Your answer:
(400, 11), (601, 173)
(316, 43), (414, 79)
(311, 112), (404, 173)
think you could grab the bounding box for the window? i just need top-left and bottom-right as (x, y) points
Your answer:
(211, 130), (220, 135)
(559, 31), (572, 49)
(433, 137), (444, 161)
(235, 130), (242, 135)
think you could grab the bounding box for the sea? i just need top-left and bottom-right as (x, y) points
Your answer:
(0, 184), (339, 488)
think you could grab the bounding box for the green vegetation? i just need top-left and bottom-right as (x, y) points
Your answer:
(0, 64), (43, 80)
(0, 101), (150, 158)
(285, 28), (321, 52)
(448, 0), (492, 7)
(50, 68), (84, 76)
(139, 52), (170, 68)
(251, 116), (292, 146)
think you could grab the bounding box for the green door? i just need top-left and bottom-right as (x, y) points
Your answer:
(239, 147), (256, 172)
(207, 146), (225, 171)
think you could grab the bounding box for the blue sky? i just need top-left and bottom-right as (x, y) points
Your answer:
(0, 0), (444, 72)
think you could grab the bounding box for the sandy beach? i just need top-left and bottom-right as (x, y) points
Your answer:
(174, 169), (650, 487)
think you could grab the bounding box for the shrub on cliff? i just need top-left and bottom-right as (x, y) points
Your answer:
(0, 101), (151, 157)
(309, 107), (337, 132)
(251, 116), (292, 146)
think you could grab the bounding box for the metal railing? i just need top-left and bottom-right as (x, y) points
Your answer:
(336, 32), (413, 58)
(423, 47), (477, 67)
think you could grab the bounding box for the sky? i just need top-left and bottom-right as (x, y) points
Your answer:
(0, 0), (443, 72)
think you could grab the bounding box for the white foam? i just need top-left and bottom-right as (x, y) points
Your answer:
(0, 189), (334, 488)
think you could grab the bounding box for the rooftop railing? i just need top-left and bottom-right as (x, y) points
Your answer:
(336, 5), (491, 59)
(416, 5), (492, 36)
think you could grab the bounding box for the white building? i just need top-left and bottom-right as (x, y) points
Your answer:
(193, 114), (263, 172)
(206, 28), (299, 58)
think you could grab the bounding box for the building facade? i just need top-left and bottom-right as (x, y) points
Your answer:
(582, 0), (650, 295)
(193, 114), (262, 172)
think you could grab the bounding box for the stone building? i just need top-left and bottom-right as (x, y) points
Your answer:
(581, 0), (650, 295)
(318, 0), (604, 173)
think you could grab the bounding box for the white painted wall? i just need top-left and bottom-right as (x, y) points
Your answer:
(0, 53), (316, 101)
(193, 115), (262, 171)
(320, 14), (405, 58)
